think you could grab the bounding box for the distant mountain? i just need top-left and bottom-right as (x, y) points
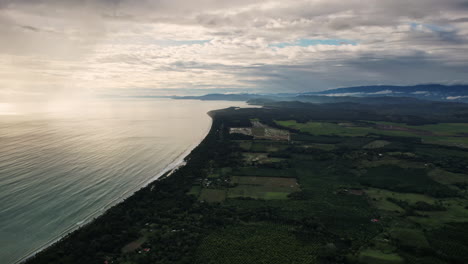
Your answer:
(309, 84), (468, 102)
(172, 93), (263, 101)
(247, 95), (429, 106)
(173, 93), (434, 106)
(171, 84), (468, 104)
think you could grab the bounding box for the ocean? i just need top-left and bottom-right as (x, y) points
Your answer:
(0, 98), (248, 264)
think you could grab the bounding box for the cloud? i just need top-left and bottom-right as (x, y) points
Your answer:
(0, 0), (467, 99)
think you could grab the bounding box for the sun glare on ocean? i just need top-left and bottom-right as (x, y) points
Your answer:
(0, 103), (18, 115)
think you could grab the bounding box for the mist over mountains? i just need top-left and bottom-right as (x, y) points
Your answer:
(172, 84), (468, 104)
(311, 84), (468, 101)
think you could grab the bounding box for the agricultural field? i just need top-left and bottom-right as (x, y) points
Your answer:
(220, 114), (468, 263)
(276, 120), (372, 137)
(242, 152), (285, 165)
(228, 176), (299, 200)
(358, 249), (404, 264)
(231, 120), (290, 141)
(374, 121), (468, 136)
(276, 120), (468, 148)
(363, 140), (391, 149)
(198, 189), (227, 203)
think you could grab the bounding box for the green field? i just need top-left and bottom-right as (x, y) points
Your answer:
(233, 167), (296, 178)
(228, 185), (291, 200)
(375, 121), (468, 135)
(199, 189), (227, 203)
(358, 249), (404, 264)
(276, 120), (373, 137)
(359, 165), (457, 197)
(363, 140), (391, 149)
(428, 168), (468, 185)
(242, 153), (284, 165)
(228, 176), (299, 200)
(276, 120), (468, 147)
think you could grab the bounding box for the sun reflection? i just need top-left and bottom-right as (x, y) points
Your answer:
(0, 103), (19, 115)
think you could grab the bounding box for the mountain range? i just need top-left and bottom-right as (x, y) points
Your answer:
(172, 84), (468, 104)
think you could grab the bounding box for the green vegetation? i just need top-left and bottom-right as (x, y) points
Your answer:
(389, 228), (430, 250)
(276, 120), (468, 148)
(360, 165), (458, 197)
(276, 120), (372, 137)
(26, 102), (468, 264)
(363, 140), (391, 149)
(375, 121), (468, 135)
(358, 249), (404, 264)
(227, 176), (299, 200)
(194, 223), (317, 264)
(199, 189), (227, 203)
(233, 167), (296, 177)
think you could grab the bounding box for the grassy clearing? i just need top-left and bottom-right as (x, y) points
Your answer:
(366, 188), (468, 227)
(243, 152), (268, 162)
(428, 168), (468, 185)
(359, 165), (457, 197)
(121, 237), (146, 253)
(298, 143), (336, 151)
(233, 167), (296, 178)
(359, 157), (427, 169)
(366, 188), (436, 204)
(228, 176), (299, 200)
(228, 186), (290, 200)
(242, 153), (285, 165)
(363, 140), (391, 149)
(409, 201), (468, 227)
(199, 189), (227, 203)
(207, 173), (220, 178)
(277, 120), (468, 147)
(231, 176), (298, 187)
(358, 249), (404, 264)
(264, 192), (291, 199)
(368, 197), (404, 213)
(375, 122), (468, 136)
(276, 120), (372, 137)
(291, 134), (343, 144)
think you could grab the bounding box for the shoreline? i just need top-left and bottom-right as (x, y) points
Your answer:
(14, 116), (214, 264)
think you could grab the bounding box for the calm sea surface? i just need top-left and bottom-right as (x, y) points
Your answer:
(0, 98), (248, 264)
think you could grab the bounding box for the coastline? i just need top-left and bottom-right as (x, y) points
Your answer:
(15, 115), (214, 264)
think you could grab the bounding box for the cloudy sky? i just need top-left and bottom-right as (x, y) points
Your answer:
(1, 0), (468, 100)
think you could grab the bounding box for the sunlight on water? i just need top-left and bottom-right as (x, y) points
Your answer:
(0, 103), (19, 116)
(0, 98), (249, 264)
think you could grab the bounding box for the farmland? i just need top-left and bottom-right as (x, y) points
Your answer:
(276, 120), (468, 148)
(190, 108), (468, 264)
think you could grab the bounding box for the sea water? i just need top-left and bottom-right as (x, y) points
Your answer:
(0, 98), (248, 263)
